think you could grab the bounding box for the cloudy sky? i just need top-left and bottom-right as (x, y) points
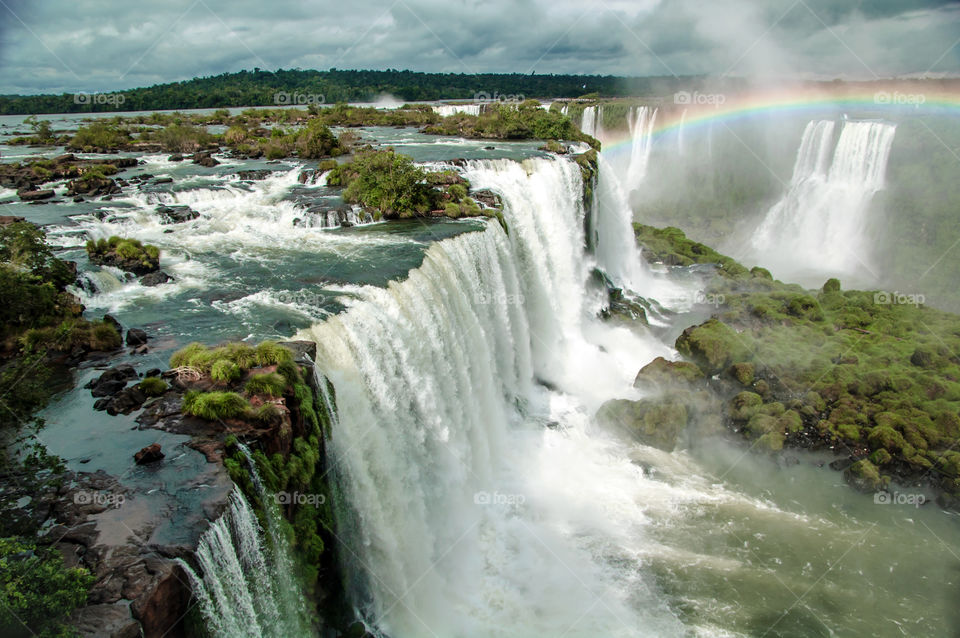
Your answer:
(0, 0), (957, 94)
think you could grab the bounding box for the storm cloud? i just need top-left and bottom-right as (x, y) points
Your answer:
(0, 0), (957, 94)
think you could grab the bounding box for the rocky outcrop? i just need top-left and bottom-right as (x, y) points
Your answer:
(155, 205), (199, 225)
(17, 188), (55, 201)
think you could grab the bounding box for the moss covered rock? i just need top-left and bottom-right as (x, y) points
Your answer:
(675, 319), (748, 376)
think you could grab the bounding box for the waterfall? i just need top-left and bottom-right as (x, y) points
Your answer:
(592, 155), (653, 293)
(579, 105), (603, 138)
(302, 157), (678, 637)
(626, 106), (658, 185)
(181, 450), (312, 638)
(433, 104), (481, 117)
(750, 119), (896, 281)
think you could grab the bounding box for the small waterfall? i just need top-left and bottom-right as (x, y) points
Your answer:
(181, 449), (312, 638)
(579, 105), (603, 138)
(751, 119), (896, 281)
(302, 156), (678, 637)
(432, 104), (481, 117)
(592, 154), (653, 292)
(626, 106), (658, 185)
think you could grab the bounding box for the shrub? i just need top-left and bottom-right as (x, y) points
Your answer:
(447, 184), (467, 202)
(245, 372), (287, 398)
(210, 359), (242, 384)
(255, 341), (292, 366)
(444, 202), (461, 218)
(138, 376), (168, 397)
(254, 403), (284, 424)
(182, 391), (250, 420)
(0, 537), (94, 637)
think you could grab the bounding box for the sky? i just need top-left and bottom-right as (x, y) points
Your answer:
(0, 0), (957, 94)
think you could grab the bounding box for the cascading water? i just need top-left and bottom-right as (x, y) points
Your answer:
(181, 450), (312, 638)
(302, 156), (680, 637)
(579, 105), (603, 139)
(750, 119), (896, 281)
(626, 106), (658, 185)
(432, 104), (482, 117)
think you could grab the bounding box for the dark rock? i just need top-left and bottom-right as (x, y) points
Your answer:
(152, 177), (173, 184)
(0, 215), (26, 226)
(134, 443), (164, 464)
(125, 328), (148, 346)
(155, 205), (198, 224)
(72, 602), (141, 638)
(17, 188), (55, 201)
(66, 177), (121, 198)
(237, 169), (273, 181)
(139, 271), (171, 287)
(73, 196), (84, 202)
(103, 314), (123, 335)
(86, 364), (138, 397)
(53, 153), (76, 164)
(191, 152), (219, 168)
(144, 369), (161, 378)
(471, 189), (502, 209)
(167, 154), (183, 162)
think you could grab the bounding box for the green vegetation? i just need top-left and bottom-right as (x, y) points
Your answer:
(635, 224), (960, 504)
(424, 102), (599, 149)
(138, 376), (168, 397)
(66, 121), (132, 151)
(182, 390), (250, 420)
(245, 372), (287, 398)
(0, 68), (704, 115)
(0, 537), (95, 638)
(85, 236), (159, 274)
(327, 149), (438, 219)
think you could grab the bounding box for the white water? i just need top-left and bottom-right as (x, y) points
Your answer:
(750, 119), (896, 281)
(579, 105), (603, 139)
(180, 485), (312, 638)
(677, 108), (687, 155)
(303, 157), (685, 637)
(433, 104), (482, 117)
(626, 106), (658, 185)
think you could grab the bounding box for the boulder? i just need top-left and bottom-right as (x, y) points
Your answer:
(633, 356), (703, 389)
(152, 177), (173, 184)
(237, 169), (273, 181)
(675, 319), (748, 376)
(66, 177), (121, 198)
(139, 271), (172, 287)
(17, 188), (55, 201)
(86, 365), (138, 397)
(167, 154), (183, 162)
(155, 205), (198, 224)
(125, 328), (148, 346)
(0, 215), (26, 226)
(191, 152), (219, 168)
(597, 397), (688, 452)
(134, 443), (164, 464)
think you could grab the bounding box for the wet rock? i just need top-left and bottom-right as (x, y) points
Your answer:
(0, 215), (26, 225)
(191, 152), (219, 167)
(66, 177), (121, 198)
(53, 153), (76, 164)
(145, 368), (161, 378)
(471, 189), (502, 209)
(152, 177), (173, 184)
(125, 328), (148, 346)
(155, 205), (198, 224)
(72, 602), (141, 638)
(103, 314), (123, 335)
(17, 188), (55, 201)
(167, 154), (183, 162)
(134, 443), (164, 464)
(101, 385), (148, 415)
(139, 270), (172, 287)
(237, 169), (273, 181)
(73, 196), (84, 202)
(86, 364), (138, 397)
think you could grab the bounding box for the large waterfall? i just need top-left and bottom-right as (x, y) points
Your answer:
(580, 105), (603, 138)
(750, 119), (896, 281)
(303, 157), (680, 637)
(181, 456), (312, 637)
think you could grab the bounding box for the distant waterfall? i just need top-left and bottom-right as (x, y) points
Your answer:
(751, 119), (896, 281)
(181, 450), (312, 638)
(432, 104), (481, 117)
(677, 108), (687, 155)
(579, 105), (603, 138)
(302, 156), (679, 637)
(626, 106), (658, 184)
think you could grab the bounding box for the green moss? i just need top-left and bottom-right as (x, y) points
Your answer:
(844, 459), (884, 492)
(182, 390), (250, 420)
(255, 341), (293, 366)
(730, 391), (763, 421)
(138, 376), (168, 397)
(245, 372), (287, 398)
(211, 359), (242, 384)
(676, 319), (749, 376)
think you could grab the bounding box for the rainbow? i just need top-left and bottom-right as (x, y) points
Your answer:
(593, 84), (960, 152)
